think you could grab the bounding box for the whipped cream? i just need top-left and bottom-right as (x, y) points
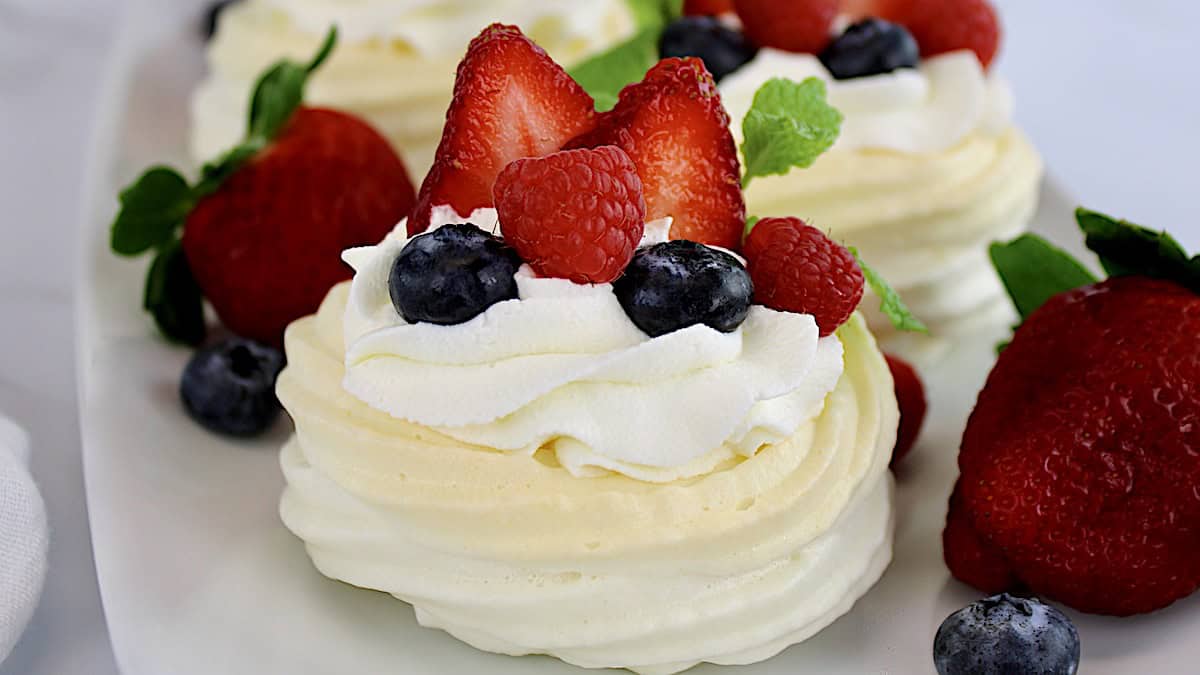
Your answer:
(721, 50), (1014, 154)
(338, 207), (844, 481)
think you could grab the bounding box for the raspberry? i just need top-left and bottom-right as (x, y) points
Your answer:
(879, 0), (1002, 68)
(951, 276), (1200, 615)
(885, 353), (927, 467)
(494, 146), (646, 284)
(742, 217), (864, 336)
(732, 0), (839, 54)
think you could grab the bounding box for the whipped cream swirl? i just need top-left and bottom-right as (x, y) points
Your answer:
(721, 50), (1014, 154)
(339, 207), (845, 481)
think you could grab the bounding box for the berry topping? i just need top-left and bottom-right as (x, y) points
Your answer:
(933, 594), (1080, 675)
(389, 224), (522, 326)
(614, 241), (753, 337)
(567, 58), (746, 250)
(879, 0), (1002, 68)
(683, 0), (734, 15)
(408, 24), (598, 234)
(184, 108), (415, 347)
(819, 18), (919, 80)
(732, 0), (839, 54)
(494, 146), (645, 284)
(884, 353), (926, 467)
(180, 337), (285, 437)
(658, 16), (758, 83)
(743, 217), (864, 336)
(942, 481), (1021, 594)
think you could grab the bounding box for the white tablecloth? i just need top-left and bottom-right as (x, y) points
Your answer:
(0, 0), (1196, 673)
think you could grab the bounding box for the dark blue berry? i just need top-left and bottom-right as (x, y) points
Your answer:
(819, 18), (919, 80)
(202, 0), (241, 41)
(389, 223), (522, 326)
(659, 16), (758, 83)
(614, 240), (753, 337)
(180, 337), (284, 437)
(934, 594), (1080, 675)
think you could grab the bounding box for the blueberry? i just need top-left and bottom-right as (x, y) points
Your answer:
(389, 223), (522, 326)
(934, 594), (1080, 675)
(614, 240), (753, 337)
(201, 0), (241, 41)
(180, 337), (285, 437)
(819, 18), (919, 80)
(659, 16), (758, 83)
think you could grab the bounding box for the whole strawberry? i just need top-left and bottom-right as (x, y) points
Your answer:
(946, 209), (1200, 616)
(111, 29), (416, 347)
(494, 146), (645, 284)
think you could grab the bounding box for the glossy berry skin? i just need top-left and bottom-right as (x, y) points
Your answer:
(819, 19), (919, 80)
(183, 107), (416, 348)
(408, 24), (597, 234)
(494, 146), (645, 284)
(180, 337), (285, 437)
(389, 224), (521, 325)
(934, 594), (1079, 675)
(878, 0), (1002, 68)
(732, 0), (839, 54)
(742, 217), (864, 337)
(659, 16), (758, 83)
(885, 352), (926, 467)
(947, 276), (1200, 615)
(566, 58), (746, 250)
(614, 241), (753, 337)
(683, 0), (734, 15)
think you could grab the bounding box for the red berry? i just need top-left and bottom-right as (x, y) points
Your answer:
(878, 0), (1002, 68)
(684, 0), (734, 15)
(742, 217), (864, 336)
(885, 353), (927, 467)
(566, 58), (746, 250)
(951, 276), (1200, 615)
(943, 481), (1021, 593)
(407, 24), (597, 235)
(183, 107), (415, 347)
(732, 0), (839, 54)
(495, 146), (646, 284)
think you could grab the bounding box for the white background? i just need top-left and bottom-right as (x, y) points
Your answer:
(0, 0), (1197, 672)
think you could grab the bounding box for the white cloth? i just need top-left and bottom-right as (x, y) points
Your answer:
(0, 416), (47, 663)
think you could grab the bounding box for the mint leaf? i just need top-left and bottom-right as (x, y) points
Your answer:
(143, 238), (206, 346)
(1076, 208), (1200, 293)
(625, 0), (681, 28)
(110, 167), (193, 256)
(851, 248), (928, 334)
(741, 77), (843, 188)
(247, 27), (337, 139)
(568, 28), (658, 112)
(989, 234), (1098, 319)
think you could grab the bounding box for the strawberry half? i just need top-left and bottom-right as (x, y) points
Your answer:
(407, 24), (598, 235)
(566, 58), (746, 250)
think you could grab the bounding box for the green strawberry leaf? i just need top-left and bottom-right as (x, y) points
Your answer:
(625, 0), (682, 28)
(1077, 208), (1200, 293)
(247, 26), (337, 139)
(110, 167), (194, 256)
(568, 28), (659, 112)
(989, 234), (1099, 320)
(851, 248), (928, 334)
(143, 238), (206, 346)
(741, 77), (843, 188)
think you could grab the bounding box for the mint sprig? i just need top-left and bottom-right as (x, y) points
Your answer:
(109, 26), (338, 345)
(740, 77), (843, 188)
(851, 248), (928, 334)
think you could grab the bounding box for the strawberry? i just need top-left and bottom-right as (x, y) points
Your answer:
(876, 0), (1002, 68)
(885, 353), (927, 467)
(742, 217), (864, 336)
(950, 275), (1200, 616)
(942, 481), (1021, 594)
(184, 108), (414, 346)
(684, 0), (734, 15)
(407, 24), (597, 235)
(566, 58), (745, 250)
(494, 146), (646, 284)
(732, 0), (839, 54)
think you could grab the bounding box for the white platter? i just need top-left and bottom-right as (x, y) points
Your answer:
(78, 2), (1200, 674)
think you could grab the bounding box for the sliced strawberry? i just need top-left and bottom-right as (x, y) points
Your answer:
(566, 58), (746, 250)
(407, 24), (598, 235)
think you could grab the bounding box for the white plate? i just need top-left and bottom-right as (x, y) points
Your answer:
(78, 4), (1200, 674)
